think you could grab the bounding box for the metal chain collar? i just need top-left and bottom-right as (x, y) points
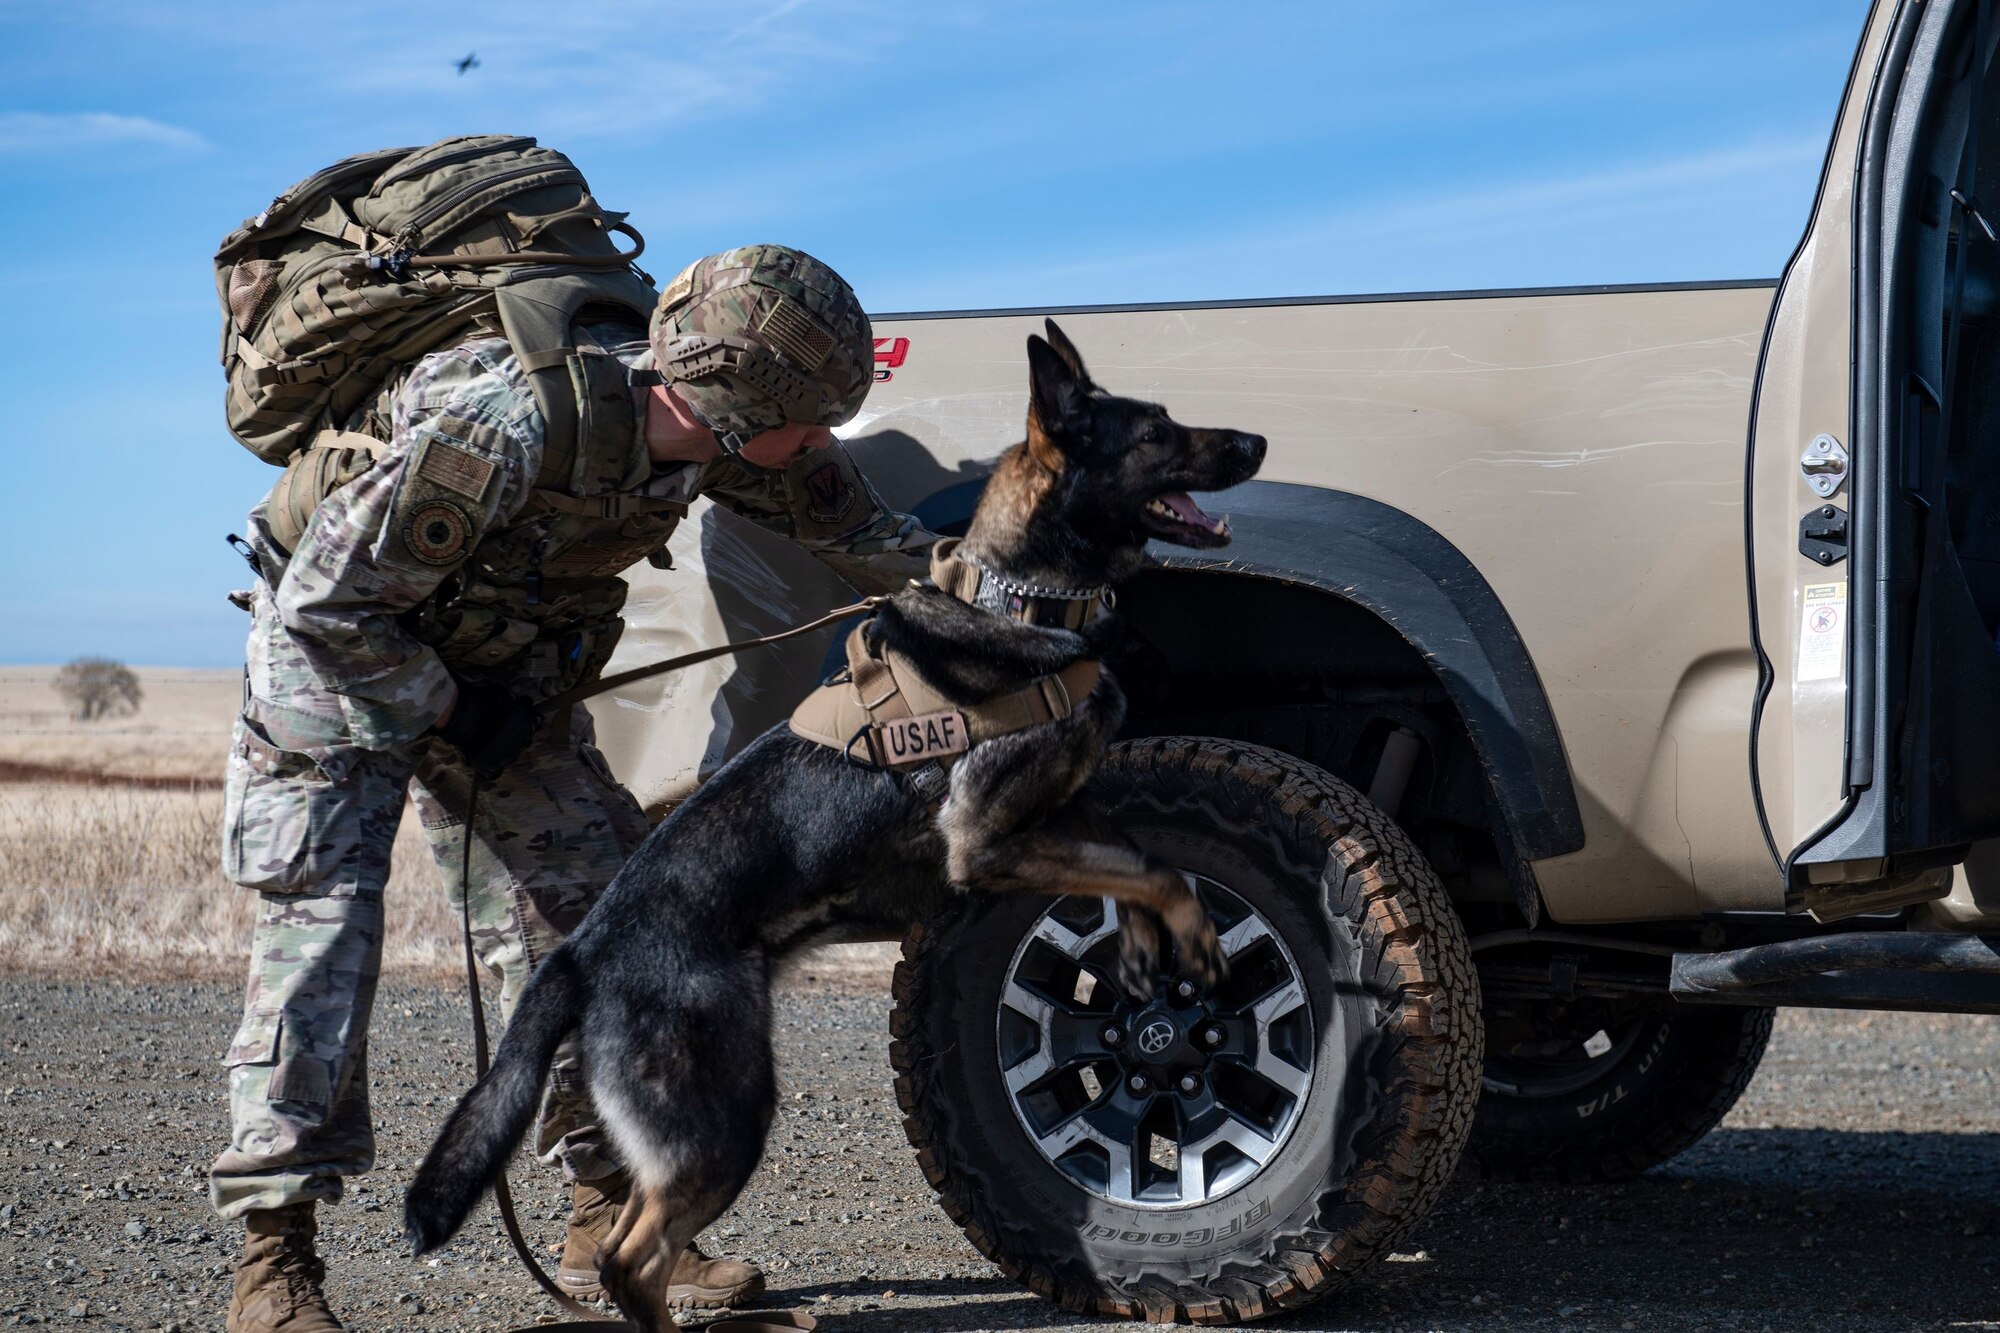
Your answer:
(965, 551), (1113, 607)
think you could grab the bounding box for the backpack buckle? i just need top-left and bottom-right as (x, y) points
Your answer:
(338, 248), (415, 284)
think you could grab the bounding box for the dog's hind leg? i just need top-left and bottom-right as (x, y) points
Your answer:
(584, 946), (776, 1332)
(597, 1180), (736, 1333)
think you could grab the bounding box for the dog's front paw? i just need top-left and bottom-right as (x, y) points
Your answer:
(1167, 900), (1226, 989)
(1117, 909), (1164, 1001)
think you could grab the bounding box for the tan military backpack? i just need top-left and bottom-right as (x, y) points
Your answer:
(214, 135), (661, 543)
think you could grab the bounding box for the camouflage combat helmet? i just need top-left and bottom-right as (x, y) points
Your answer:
(649, 244), (873, 445)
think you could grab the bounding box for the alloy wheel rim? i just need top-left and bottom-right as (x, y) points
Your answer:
(995, 874), (1315, 1209)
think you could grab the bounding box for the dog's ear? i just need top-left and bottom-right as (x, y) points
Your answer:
(1043, 319), (1092, 385)
(1026, 334), (1089, 469)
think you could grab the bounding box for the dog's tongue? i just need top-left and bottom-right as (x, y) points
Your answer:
(1160, 492), (1226, 535)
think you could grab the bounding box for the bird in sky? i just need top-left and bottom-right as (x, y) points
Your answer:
(455, 52), (480, 75)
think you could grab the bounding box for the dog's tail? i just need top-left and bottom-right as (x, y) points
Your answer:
(403, 949), (584, 1254)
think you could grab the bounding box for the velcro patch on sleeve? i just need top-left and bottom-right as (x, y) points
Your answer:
(375, 432), (495, 573)
(875, 709), (970, 766)
(417, 430), (498, 499)
(787, 445), (867, 538)
(402, 499), (473, 565)
(803, 459), (856, 524)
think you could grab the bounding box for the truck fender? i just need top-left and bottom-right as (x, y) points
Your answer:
(1153, 481), (1585, 864)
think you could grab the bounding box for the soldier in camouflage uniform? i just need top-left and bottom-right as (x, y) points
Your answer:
(211, 245), (934, 1333)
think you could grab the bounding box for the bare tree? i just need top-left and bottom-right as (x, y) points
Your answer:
(53, 657), (143, 722)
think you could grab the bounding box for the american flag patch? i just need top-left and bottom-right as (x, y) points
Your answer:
(417, 435), (497, 499)
(756, 295), (835, 372)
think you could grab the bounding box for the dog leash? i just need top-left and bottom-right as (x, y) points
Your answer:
(541, 595), (889, 716)
(460, 773), (616, 1324)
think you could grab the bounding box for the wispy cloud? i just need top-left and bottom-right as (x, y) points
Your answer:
(870, 135), (1828, 309)
(725, 0), (816, 42)
(0, 111), (209, 155)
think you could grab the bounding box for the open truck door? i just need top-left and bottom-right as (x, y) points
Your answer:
(1751, 0), (2000, 916)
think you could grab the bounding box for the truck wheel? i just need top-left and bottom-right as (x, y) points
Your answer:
(890, 739), (1483, 1324)
(1464, 1004), (1774, 1183)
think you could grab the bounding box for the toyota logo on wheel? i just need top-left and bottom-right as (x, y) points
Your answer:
(1137, 1020), (1176, 1056)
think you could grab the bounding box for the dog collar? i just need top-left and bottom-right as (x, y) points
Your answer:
(927, 537), (1112, 631)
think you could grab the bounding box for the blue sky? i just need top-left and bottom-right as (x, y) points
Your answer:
(0, 0), (1872, 666)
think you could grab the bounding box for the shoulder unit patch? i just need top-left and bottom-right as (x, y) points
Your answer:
(403, 499), (472, 565)
(802, 458), (857, 526)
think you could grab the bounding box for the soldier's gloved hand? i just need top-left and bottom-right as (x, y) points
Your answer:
(432, 680), (540, 781)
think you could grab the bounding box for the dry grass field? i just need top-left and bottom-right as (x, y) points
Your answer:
(0, 666), (456, 977)
(0, 666), (897, 984)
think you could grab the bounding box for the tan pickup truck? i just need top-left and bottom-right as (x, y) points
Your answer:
(599, 0), (2000, 1321)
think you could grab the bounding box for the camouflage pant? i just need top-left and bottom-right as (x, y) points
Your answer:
(208, 623), (649, 1220)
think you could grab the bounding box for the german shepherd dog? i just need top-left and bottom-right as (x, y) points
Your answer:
(404, 320), (1266, 1331)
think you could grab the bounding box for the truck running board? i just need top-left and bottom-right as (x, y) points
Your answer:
(1670, 933), (2000, 1014)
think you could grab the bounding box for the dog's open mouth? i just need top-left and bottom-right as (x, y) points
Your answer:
(1143, 491), (1232, 548)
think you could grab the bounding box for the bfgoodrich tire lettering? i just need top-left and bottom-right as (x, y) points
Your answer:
(890, 739), (1483, 1323)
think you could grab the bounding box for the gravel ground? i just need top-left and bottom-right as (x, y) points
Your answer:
(1, 975), (1996, 1333)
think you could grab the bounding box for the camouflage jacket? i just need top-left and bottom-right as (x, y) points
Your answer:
(253, 332), (933, 750)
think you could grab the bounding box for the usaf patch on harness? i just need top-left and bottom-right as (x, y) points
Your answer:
(876, 709), (970, 766)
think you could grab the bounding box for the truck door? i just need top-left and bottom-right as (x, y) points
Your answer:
(1750, 0), (2000, 902)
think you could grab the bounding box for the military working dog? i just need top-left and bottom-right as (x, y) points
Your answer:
(404, 320), (1266, 1331)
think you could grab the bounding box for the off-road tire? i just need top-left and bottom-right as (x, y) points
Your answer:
(1464, 1006), (1774, 1183)
(889, 738), (1483, 1324)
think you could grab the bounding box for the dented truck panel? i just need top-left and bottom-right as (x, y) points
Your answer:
(603, 282), (1786, 922)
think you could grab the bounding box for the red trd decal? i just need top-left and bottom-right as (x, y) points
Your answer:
(873, 336), (909, 382)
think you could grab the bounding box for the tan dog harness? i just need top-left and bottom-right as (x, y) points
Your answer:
(788, 540), (1105, 802)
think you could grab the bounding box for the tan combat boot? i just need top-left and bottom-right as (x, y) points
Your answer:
(558, 1175), (765, 1312)
(227, 1204), (344, 1332)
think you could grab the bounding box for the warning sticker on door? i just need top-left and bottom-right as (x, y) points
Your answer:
(1797, 581), (1847, 682)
